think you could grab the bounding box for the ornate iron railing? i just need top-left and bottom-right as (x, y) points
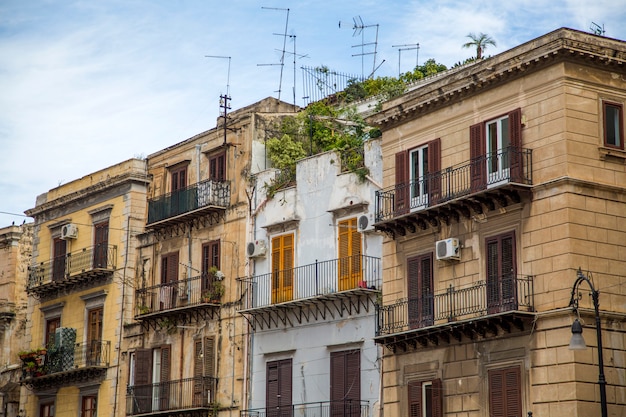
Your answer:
(376, 275), (534, 336)
(126, 376), (217, 416)
(375, 147), (532, 222)
(135, 274), (223, 316)
(147, 178), (230, 224)
(21, 340), (110, 379)
(241, 400), (369, 417)
(27, 245), (117, 290)
(240, 255), (380, 310)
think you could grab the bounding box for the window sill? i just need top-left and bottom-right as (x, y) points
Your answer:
(599, 146), (626, 163)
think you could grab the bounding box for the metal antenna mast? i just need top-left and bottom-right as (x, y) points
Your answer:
(351, 16), (379, 79)
(260, 6), (290, 100)
(392, 43), (419, 76)
(275, 36), (308, 111)
(204, 55), (231, 96)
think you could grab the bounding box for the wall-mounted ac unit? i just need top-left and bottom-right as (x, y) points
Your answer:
(357, 215), (375, 233)
(247, 240), (267, 258)
(61, 223), (78, 240)
(436, 238), (460, 261)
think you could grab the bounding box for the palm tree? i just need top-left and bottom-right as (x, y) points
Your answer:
(463, 32), (496, 59)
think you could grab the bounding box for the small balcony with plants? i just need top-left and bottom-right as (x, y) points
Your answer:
(239, 255), (381, 330)
(375, 275), (535, 352)
(27, 244), (117, 298)
(134, 271), (224, 330)
(146, 179), (230, 231)
(374, 147), (532, 238)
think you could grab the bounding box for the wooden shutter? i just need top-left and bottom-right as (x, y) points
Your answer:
(487, 231), (516, 313)
(210, 151), (226, 181)
(508, 108), (523, 182)
(408, 254), (433, 328)
(134, 349), (152, 413)
(53, 237), (67, 282)
(408, 381), (422, 417)
(267, 359), (292, 413)
(161, 252), (179, 284)
(93, 221), (109, 268)
(331, 350), (361, 417)
(202, 241), (220, 292)
(272, 235), (294, 303)
(338, 218), (362, 291)
(470, 122), (486, 192)
(159, 345), (171, 410)
(489, 367), (522, 417)
(428, 138), (442, 204)
(395, 151), (409, 215)
(407, 257), (420, 329)
(431, 378), (443, 417)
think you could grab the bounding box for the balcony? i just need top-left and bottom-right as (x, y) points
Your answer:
(135, 275), (222, 330)
(375, 276), (535, 352)
(20, 340), (110, 390)
(375, 147), (532, 237)
(241, 400), (369, 417)
(126, 376), (217, 417)
(146, 179), (230, 233)
(27, 245), (117, 298)
(239, 255), (381, 330)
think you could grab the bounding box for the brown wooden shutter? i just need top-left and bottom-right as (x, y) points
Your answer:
(432, 378), (443, 417)
(395, 151), (409, 215)
(266, 359), (292, 412)
(53, 237), (67, 282)
(93, 221), (109, 268)
(508, 108), (523, 182)
(159, 345), (171, 409)
(420, 255), (434, 326)
(470, 122), (486, 191)
(407, 257), (420, 329)
(408, 381), (422, 417)
(210, 151), (226, 181)
(489, 367), (521, 417)
(331, 350), (361, 417)
(134, 349), (152, 413)
(428, 138), (442, 205)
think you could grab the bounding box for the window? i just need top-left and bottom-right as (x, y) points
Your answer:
(87, 307), (103, 365)
(194, 337), (215, 405)
(132, 346), (171, 414)
(81, 395), (97, 417)
(395, 139), (441, 215)
(52, 237), (67, 282)
(171, 166), (187, 192)
(486, 231), (517, 313)
(267, 359), (292, 417)
(160, 252), (179, 310)
(93, 221), (109, 268)
(603, 101), (624, 149)
(338, 218), (362, 291)
(330, 350), (361, 417)
(470, 108), (522, 190)
(271, 234), (294, 303)
(209, 151), (226, 181)
(407, 253), (434, 328)
(45, 317), (61, 348)
(408, 379), (442, 417)
(40, 400), (55, 417)
(489, 367), (522, 417)
(201, 240), (221, 296)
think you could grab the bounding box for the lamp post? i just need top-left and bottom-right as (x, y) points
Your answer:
(568, 268), (608, 417)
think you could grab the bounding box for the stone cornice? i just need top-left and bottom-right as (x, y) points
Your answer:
(367, 28), (626, 130)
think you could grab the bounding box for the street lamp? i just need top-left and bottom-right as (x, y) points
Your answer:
(568, 268), (608, 417)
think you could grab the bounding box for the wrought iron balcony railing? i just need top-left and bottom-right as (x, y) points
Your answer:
(135, 274), (223, 317)
(375, 147), (532, 222)
(376, 275), (534, 336)
(240, 255), (380, 310)
(126, 376), (217, 416)
(27, 244), (117, 291)
(147, 178), (230, 225)
(21, 340), (111, 380)
(241, 400), (369, 417)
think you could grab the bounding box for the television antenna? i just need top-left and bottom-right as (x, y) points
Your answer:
(351, 16), (379, 79)
(274, 35), (308, 111)
(392, 43), (419, 77)
(259, 6), (290, 100)
(204, 55), (231, 96)
(590, 22), (605, 36)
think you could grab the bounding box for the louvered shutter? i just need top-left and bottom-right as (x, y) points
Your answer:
(407, 257), (420, 329)
(395, 151), (409, 215)
(345, 350), (361, 417)
(489, 369), (505, 417)
(432, 378), (443, 417)
(93, 221), (109, 268)
(331, 351), (361, 417)
(52, 237), (67, 282)
(330, 353), (345, 417)
(408, 381), (422, 417)
(267, 359), (292, 417)
(489, 367), (521, 417)
(508, 108), (523, 183)
(470, 123), (486, 191)
(134, 349), (152, 413)
(486, 237), (500, 313)
(420, 255), (434, 326)
(160, 345), (171, 410)
(501, 233), (517, 310)
(194, 340), (203, 406)
(428, 138), (442, 205)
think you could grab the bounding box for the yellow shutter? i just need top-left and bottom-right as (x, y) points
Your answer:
(272, 234), (294, 303)
(338, 218), (362, 291)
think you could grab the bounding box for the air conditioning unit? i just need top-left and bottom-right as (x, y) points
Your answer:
(246, 240), (267, 258)
(60, 223), (78, 240)
(357, 215), (375, 233)
(436, 238), (461, 261)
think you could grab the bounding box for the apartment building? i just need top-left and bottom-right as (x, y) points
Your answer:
(124, 97), (295, 417)
(367, 28), (626, 417)
(239, 137), (384, 417)
(21, 159), (149, 417)
(0, 223), (32, 417)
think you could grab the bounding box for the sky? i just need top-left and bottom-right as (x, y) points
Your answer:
(1, 0), (625, 226)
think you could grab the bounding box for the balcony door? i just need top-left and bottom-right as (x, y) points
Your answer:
(266, 359), (292, 417)
(272, 234), (294, 304)
(338, 218), (362, 291)
(160, 252), (179, 310)
(407, 253), (434, 328)
(486, 115), (511, 186)
(201, 240), (220, 301)
(86, 307), (103, 365)
(170, 164), (188, 215)
(52, 237), (67, 282)
(486, 231), (517, 314)
(194, 337), (215, 406)
(395, 138), (441, 215)
(93, 221), (109, 269)
(330, 350), (361, 417)
(134, 346), (170, 414)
